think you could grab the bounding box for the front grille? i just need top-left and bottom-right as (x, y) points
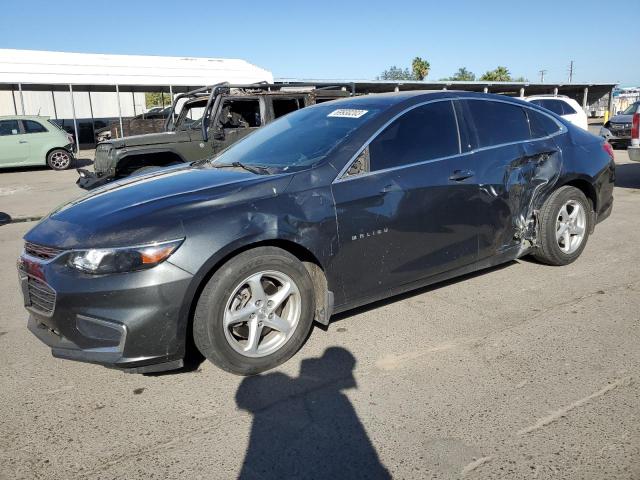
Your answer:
(94, 145), (112, 173)
(24, 242), (64, 260)
(27, 277), (56, 315)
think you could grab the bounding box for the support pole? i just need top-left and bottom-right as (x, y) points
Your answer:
(69, 84), (79, 149)
(11, 87), (17, 115)
(582, 87), (589, 111)
(18, 83), (25, 115)
(88, 90), (96, 146)
(169, 85), (175, 124)
(483, 87), (488, 93)
(131, 91), (137, 116)
(607, 87), (615, 119)
(115, 84), (124, 138)
(553, 87), (558, 97)
(51, 91), (58, 119)
(519, 87), (525, 98)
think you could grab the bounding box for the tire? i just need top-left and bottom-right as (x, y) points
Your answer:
(532, 186), (592, 266)
(47, 149), (72, 170)
(193, 247), (316, 375)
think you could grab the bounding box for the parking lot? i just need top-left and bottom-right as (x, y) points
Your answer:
(0, 147), (639, 479)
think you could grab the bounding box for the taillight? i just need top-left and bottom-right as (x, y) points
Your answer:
(632, 112), (639, 141)
(602, 141), (614, 161)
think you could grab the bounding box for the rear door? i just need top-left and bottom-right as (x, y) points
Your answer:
(331, 100), (481, 301)
(458, 99), (562, 258)
(0, 119), (29, 167)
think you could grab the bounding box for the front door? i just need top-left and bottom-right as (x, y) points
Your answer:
(331, 100), (480, 302)
(211, 97), (264, 156)
(0, 120), (29, 167)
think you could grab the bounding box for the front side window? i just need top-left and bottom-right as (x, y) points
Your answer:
(217, 99), (261, 129)
(464, 100), (530, 147)
(22, 120), (48, 134)
(0, 120), (20, 136)
(367, 101), (460, 172)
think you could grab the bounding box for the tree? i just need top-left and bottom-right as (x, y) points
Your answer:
(145, 92), (173, 109)
(411, 57), (430, 81)
(377, 66), (414, 81)
(512, 75), (528, 82)
(479, 66), (511, 82)
(444, 67), (476, 81)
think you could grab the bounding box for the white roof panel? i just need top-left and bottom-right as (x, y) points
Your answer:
(0, 49), (273, 86)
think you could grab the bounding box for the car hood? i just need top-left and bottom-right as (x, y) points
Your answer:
(24, 164), (293, 249)
(608, 114), (633, 124)
(106, 131), (183, 148)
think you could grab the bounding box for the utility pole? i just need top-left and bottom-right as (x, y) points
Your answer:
(568, 60), (574, 83)
(539, 69), (547, 82)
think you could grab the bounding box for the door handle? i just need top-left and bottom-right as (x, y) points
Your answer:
(18, 140), (28, 144)
(380, 183), (401, 193)
(449, 169), (475, 182)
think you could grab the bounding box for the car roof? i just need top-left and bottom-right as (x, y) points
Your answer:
(0, 115), (50, 121)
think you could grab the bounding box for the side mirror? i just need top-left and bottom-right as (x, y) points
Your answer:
(0, 212), (11, 226)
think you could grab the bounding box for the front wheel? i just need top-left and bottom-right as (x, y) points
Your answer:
(47, 149), (72, 170)
(532, 186), (592, 266)
(193, 247), (316, 375)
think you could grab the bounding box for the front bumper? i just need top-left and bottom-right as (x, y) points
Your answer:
(18, 252), (193, 372)
(600, 126), (631, 142)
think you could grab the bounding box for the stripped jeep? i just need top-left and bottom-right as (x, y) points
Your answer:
(78, 83), (349, 189)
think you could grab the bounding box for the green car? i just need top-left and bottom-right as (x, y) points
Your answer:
(0, 116), (75, 170)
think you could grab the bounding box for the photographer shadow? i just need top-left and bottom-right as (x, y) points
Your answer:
(236, 347), (390, 479)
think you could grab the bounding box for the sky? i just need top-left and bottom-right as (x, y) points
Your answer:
(0, 0), (638, 85)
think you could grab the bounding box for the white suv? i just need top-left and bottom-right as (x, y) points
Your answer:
(523, 95), (588, 130)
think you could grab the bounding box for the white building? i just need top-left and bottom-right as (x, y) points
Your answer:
(0, 49), (273, 145)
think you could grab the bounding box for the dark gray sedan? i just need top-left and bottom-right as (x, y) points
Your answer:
(18, 91), (615, 375)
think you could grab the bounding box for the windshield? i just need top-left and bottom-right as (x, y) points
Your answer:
(175, 99), (207, 130)
(621, 102), (639, 115)
(212, 103), (381, 172)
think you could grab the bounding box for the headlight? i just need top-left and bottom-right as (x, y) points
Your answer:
(67, 239), (183, 274)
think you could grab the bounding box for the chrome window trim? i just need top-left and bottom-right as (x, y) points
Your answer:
(333, 97), (567, 184)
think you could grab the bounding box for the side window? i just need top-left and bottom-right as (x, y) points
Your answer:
(273, 98), (303, 119)
(560, 101), (577, 115)
(527, 109), (562, 138)
(0, 120), (20, 136)
(368, 101), (459, 172)
(464, 100), (530, 147)
(22, 120), (48, 134)
(218, 99), (261, 129)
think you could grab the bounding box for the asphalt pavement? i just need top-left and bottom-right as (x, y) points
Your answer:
(0, 149), (638, 479)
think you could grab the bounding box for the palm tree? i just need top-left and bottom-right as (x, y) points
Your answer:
(411, 57), (431, 81)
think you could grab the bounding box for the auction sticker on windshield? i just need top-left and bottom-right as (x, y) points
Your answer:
(327, 109), (369, 118)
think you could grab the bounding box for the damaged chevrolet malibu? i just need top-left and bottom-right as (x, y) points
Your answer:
(18, 91), (615, 375)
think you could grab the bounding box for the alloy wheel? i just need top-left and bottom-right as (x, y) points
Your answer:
(556, 200), (586, 254)
(223, 270), (301, 358)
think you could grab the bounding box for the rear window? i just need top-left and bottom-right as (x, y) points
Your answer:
(22, 120), (48, 133)
(530, 99), (577, 116)
(0, 120), (19, 136)
(463, 100), (531, 148)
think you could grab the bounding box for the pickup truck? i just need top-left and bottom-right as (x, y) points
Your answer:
(78, 83), (349, 189)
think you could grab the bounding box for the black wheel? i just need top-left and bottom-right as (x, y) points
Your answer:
(47, 149), (72, 170)
(532, 186), (592, 266)
(193, 247), (315, 375)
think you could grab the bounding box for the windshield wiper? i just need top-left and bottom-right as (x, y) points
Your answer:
(213, 161), (270, 175)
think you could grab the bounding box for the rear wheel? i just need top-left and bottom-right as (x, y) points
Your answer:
(47, 149), (72, 170)
(532, 186), (592, 266)
(193, 247), (315, 375)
